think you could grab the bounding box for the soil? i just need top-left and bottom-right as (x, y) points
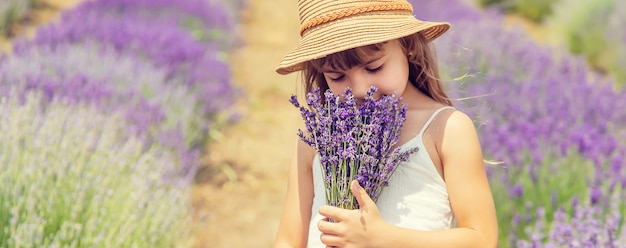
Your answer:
(190, 0), (302, 247)
(0, 0), (83, 52)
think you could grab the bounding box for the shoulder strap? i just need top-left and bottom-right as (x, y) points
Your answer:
(417, 106), (455, 137)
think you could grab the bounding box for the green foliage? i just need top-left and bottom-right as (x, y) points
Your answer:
(475, 0), (559, 22)
(0, 93), (192, 247)
(489, 151), (594, 245)
(476, 0), (504, 8)
(0, 1), (32, 34)
(547, 0), (626, 86)
(510, 0), (558, 23)
(476, 0), (626, 90)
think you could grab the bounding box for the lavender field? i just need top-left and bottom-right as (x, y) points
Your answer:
(1, 0), (624, 247)
(0, 0), (241, 246)
(411, 0), (626, 246)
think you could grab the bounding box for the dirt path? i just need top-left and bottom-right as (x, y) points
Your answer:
(0, 0), (82, 52)
(191, 0), (302, 247)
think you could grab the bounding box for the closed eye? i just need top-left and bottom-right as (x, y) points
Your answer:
(366, 64), (383, 73)
(328, 74), (345, 82)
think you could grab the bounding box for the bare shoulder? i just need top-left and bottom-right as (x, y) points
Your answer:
(440, 109), (483, 166)
(443, 110), (478, 137)
(423, 107), (477, 141)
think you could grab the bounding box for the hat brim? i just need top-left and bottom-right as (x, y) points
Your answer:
(276, 12), (450, 75)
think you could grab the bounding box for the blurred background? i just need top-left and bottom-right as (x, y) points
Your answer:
(0, 0), (624, 247)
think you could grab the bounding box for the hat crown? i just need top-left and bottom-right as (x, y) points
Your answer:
(297, 0), (413, 36)
(277, 0), (450, 75)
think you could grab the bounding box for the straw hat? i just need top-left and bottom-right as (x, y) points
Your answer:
(276, 0), (451, 75)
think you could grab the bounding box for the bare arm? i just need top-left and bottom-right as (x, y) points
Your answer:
(273, 139), (315, 248)
(371, 110), (498, 247)
(441, 111), (498, 247)
(317, 110), (498, 247)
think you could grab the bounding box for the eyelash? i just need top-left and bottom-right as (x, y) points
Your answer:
(366, 65), (383, 73)
(328, 65), (383, 82)
(329, 75), (345, 82)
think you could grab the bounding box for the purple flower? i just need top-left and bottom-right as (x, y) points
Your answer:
(11, 9), (236, 116)
(509, 184), (524, 198)
(290, 86), (418, 209)
(69, 0), (234, 32)
(407, 0), (626, 243)
(0, 0), (242, 184)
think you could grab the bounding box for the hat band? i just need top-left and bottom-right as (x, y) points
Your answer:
(299, 2), (413, 36)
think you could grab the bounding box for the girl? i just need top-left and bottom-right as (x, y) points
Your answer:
(274, 0), (498, 247)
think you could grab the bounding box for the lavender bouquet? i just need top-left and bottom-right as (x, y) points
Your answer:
(289, 86), (419, 210)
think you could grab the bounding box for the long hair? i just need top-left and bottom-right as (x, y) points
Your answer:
(301, 32), (452, 106)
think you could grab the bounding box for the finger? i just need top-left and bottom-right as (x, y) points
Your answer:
(318, 217), (341, 236)
(320, 233), (343, 247)
(351, 180), (375, 210)
(319, 205), (343, 221)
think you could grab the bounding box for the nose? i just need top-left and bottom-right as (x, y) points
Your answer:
(346, 72), (373, 100)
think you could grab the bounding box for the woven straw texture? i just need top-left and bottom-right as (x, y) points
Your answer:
(276, 0), (450, 75)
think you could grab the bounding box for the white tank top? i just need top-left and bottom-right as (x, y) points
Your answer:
(307, 106), (456, 247)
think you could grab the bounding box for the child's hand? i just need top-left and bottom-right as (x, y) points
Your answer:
(317, 180), (388, 248)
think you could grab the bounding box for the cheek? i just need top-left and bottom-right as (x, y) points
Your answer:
(375, 70), (408, 95)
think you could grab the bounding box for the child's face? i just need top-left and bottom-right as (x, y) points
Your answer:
(320, 40), (409, 101)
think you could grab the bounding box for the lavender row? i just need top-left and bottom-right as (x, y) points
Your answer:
(410, 0), (626, 245)
(0, 0), (243, 245)
(12, 0), (236, 116)
(0, 93), (191, 247)
(2, 0), (241, 178)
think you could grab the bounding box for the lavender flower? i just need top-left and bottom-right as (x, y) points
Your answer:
(69, 0), (234, 32)
(1, 0), (242, 180)
(0, 44), (208, 180)
(519, 203), (626, 247)
(0, 42), (206, 146)
(409, 0), (626, 244)
(0, 92), (192, 247)
(11, 10), (237, 115)
(290, 87), (418, 209)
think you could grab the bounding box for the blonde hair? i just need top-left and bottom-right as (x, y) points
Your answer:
(301, 32), (452, 106)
